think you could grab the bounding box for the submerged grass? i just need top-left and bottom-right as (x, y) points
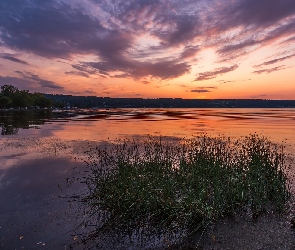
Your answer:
(80, 134), (290, 247)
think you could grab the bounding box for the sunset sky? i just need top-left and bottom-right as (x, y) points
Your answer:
(0, 0), (295, 99)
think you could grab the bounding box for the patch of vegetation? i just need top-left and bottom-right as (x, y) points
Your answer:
(0, 84), (53, 109)
(79, 134), (290, 248)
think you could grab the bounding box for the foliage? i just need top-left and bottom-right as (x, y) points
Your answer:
(33, 93), (53, 108)
(0, 95), (12, 108)
(1, 84), (18, 98)
(0, 84), (53, 109)
(12, 89), (33, 108)
(79, 134), (290, 247)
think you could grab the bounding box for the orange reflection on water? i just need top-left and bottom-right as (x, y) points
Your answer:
(50, 109), (295, 150)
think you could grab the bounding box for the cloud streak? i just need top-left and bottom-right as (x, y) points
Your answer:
(254, 54), (295, 68)
(65, 71), (89, 78)
(252, 65), (286, 74)
(0, 55), (30, 65)
(77, 58), (191, 80)
(191, 86), (217, 93)
(194, 65), (238, 81)
(15, 71), (63, 89)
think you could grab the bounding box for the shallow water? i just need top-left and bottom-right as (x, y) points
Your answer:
(0, 108), (295, 248)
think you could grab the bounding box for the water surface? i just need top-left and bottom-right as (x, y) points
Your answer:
(1, 108), (295, 248)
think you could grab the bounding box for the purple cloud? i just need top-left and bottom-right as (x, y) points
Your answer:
(0, 0), (295, 82)
(191, 89), (211, 93)
(14, 71), (63, 89)
(194, 65), (238, 81)
(0, 55), (30, 65)
(79, 58), (191, 80)
(254, 54), (295, 68)
(230, 0), (295, 27)
(191, 86), (217, 93)
(180, 45), (200, 59)
(252, 65), (286, 74)
(0, 75), (62, 93)
(0, 0), (133, 59)
(65, 71), (89, 78)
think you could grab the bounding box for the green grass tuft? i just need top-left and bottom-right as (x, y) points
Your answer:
(80, 134), (290, 246)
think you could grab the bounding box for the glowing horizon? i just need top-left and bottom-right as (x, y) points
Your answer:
(0, 0), (295, 99)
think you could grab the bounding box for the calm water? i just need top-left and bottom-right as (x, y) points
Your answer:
(1, 108), (295, 142)
(0, 108), (295, 248)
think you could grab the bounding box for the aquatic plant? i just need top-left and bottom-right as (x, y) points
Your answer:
(79, 134), (290, 248)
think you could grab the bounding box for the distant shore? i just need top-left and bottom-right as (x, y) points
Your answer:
(44, 94), (295, 109)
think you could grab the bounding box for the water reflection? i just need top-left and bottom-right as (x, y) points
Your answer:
(49, 109), (295, 148)
(0, 110), (52, 135)
(1, 108), (295, 248)
(1, 108), (295, 153)
(0, 156), (85, 248)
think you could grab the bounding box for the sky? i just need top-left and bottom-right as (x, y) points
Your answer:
(0, 0), (295, 99)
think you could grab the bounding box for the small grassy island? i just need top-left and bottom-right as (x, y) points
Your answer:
(78, 134), (291, 248)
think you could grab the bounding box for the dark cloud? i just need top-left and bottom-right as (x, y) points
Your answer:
(95, 0), (201, 46)
(0, 0), (196, 80)
(71, 64), (100, 75)
(81, 59), (191, 80)
(84, 89), (96, 95)
(0, 0), (295, 82)
(191, 86), (217, 93)
(14, 71), (63, 89)
(0, 75), (62, 93)
(214, 1), (295, 61)
(181, 45), (200, 59)
(252, 65), (286, 74)
(65, 71), (89, 78)
(217, 80), (235, 84)
(0, 0), (133, 59)
(217, 39), (257, 55)
(0, 75), (35, 90)
(254, 54), (295, 68)
(217, 21), (295, 60)
(230, 0), (295, 27)
(194, 65), (238, 81)
(0, 54), (30, 65)
(154, 15), (201, 46)
(191, 89), (211, 93)
(131, 60), (191, 79)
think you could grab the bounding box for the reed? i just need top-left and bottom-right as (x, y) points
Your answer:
(80, 134), (290, 246)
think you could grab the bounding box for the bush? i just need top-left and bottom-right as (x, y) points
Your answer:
(79, 134), (290, 247)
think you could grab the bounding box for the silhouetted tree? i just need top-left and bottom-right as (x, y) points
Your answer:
(0, 84), (53, 109)
(12, 90), (33, 108)
(0, 95), (12, 108)
(34, 93), (53, 108)
(1, 85), (19, 98)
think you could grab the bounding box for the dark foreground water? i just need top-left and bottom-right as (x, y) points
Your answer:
(0, 108), (295, 249)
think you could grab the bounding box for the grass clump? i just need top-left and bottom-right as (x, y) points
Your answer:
(80, 134), (290, 247)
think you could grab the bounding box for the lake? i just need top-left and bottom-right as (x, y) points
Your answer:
(0, 108), (295, 249)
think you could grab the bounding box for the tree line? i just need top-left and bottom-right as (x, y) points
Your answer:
(0, 84), (54, 109)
